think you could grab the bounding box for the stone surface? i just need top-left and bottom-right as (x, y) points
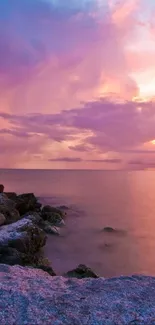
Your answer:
(0, 266), (154, 324)
(0, 217), (46, 253)
(41, 205), (65, 226)
(0, 204), (20, 224)
(43, 221), (60, 235)
(65, 264), (99, 279)
(0, 247), (23, 265)
(4, 192), (18, 201)
(15, 193), (41, 216)
(0, 184), (4, 193)
(103, 226), (116, 232)
(0, 193), (15, 209)
(0, 213), (6, 226)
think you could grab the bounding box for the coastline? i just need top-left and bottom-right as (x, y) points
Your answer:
(0, 186), (155, 324)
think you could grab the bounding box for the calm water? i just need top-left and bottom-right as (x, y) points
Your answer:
(1, 169), (155, 278)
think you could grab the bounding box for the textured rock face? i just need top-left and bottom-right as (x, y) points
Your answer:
(65, 264), (99, 278)
(0, 217), (46, 254)
(0, 266), (154, 325)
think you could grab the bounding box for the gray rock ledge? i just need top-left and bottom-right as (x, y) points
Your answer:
(0, 265), (154, 324)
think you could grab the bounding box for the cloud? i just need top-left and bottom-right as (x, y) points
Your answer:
(48, 157), (83, 162)
(88, 158), (122, 163)
(0, 0), (154, 169)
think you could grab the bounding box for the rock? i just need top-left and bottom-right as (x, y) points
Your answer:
(0, 213), (6, 226)
(0, 184), (4, 193)
(14, 193), (42, 216)
(42, 221), (60, 235)
(0, 267), (155, 324)
(0, 217), (46, 254)
(34, 265), (56, 276)
(103, 226), (116, 232)
(0, 205), (20, 224)
(4, 192), (17, 201)
(42, 205), (64, 217)
(0, 193), (16, 209)
(65, 264), (99, 279)
(0, 247), (23, 265)
(41, 205), (65, 226)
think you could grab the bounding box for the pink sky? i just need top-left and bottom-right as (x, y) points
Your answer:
(1, 0), (155, 169)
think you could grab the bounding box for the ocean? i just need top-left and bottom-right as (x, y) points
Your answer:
(0, 169), (155, 278)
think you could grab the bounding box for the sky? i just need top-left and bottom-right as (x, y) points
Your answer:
(1, 0), (155, 169)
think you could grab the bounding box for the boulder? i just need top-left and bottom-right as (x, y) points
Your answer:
(42, 205), (64, 217)
(15, 193), (42, 216)
(0, 217), (46, 254)
(0, 193), (16, 209)
(41, 205), (65, 226)
(4, 192), (18, 201)
(103, 226), (116, 233)
(0, 267), (154, 324)
(34, 265), (56, 276)
(0, 213), (6, 226)
(65, 264), (99, 279)
(0, 184), (4, 193)
(0, 205), (20, 224)
(42, 221), (60, 235)
(0, 247), (23, 265)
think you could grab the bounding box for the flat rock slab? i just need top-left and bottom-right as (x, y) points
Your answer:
(0, 265), (155, 324)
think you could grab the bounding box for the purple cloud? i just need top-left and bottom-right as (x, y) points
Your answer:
(48, 157), (83, 162)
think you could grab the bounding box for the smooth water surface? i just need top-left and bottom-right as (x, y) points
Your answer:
(1, 169), (155, 277)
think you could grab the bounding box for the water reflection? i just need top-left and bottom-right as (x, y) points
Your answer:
(1, 169), (155, 277)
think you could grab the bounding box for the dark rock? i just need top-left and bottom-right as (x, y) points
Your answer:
(0, 213), (6, 226)
(65, 264), (99, 279)
(0, 205), (20, 224)
(4, 192), (17, 201)
(42, 205), (64, 216)
(18, 193), (37, 201)
(35, 265), (56, 276)
(0, 184), (4, 193)
(0, 217), (47, 254)
(103, 227), (116, 233)
(41, 205), (65, 226)
(0, 247), (22, 265)
(42, 221), (60, 235)
(15, 193), (41, 216)
(0, 193), (16, 209)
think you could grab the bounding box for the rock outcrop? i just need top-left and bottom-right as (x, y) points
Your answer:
(65, 264), (99, 278)
(0, 217), (46, 253)
(0, 265), (154, 325)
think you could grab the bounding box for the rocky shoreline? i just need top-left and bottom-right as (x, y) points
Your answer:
(0, 185), (98, 278)
(0, 185), (155, 324)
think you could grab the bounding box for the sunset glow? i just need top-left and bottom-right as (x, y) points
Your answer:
(0, 0), (155, 169)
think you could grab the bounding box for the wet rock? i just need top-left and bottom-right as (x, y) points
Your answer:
(0, 205), (20, 224)
(34, 265), (56, 276)
(0, 217), (46, 254)
(42, 205), (64, 217)
(65, 264), (99, 279)
(0, 184), (4, 193)
(0, 267), (155, 324)
(103, 227), (116, 233)
(0, 247), (23, 265)
(15, 193), (42, 216)
(4, 192), (17, 201)
(41, 205), (65, 226)
(0, 193), (16, 209)
(42, 221), (60, 235)
(0, 213), (6, 226)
